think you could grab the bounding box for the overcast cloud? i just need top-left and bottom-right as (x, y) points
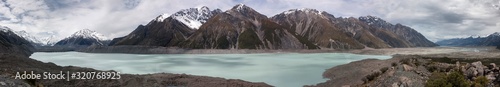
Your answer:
(1, 0), (500, 42)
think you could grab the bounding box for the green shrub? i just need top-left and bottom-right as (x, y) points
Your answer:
(474, 76), (489, 87)
(380, 67), (389, 73)
(425, 71), (470, 87)
(425, 72), (451, 87)
(426, 65), (438, 72)
(446, 71), (470, 87)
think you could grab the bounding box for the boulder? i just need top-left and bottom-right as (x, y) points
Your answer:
(489, 63), (496, 69)
(486, 73), (496, 81)
(465, 67), (478, 79)
(472, 61), (484, 76)
(403, 64), (414, 71)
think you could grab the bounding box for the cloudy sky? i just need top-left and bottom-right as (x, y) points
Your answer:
(1, 0), (500, 42)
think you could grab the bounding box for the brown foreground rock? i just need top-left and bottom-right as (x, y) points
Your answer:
(309, 47), (500, 87)
(0, 53), (272, 87)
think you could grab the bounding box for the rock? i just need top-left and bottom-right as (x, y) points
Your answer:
(466, 67), (477, 79)
(392, 82), (399, 87)
(472, 61), (485, 76)
(403, 64), (414, 71)
(489, 63), (496, 69)
(341, 85), (351, 87)
(0, 81), (5, 85)
(486, 74), (496, 81)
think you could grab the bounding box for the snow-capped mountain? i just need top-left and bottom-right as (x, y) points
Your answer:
(41, 35), (58, 46)
(0, 25), (11, 33)
(0, 25), (34, 56)
(282, 8), (325, 15)
(169, 6), (222, 29)
(13, 30), (44, 46)
(155, 13), (170, 22)
(358, 16), (392, 26)
(67, 29), (109, 40)
(54, 29), (109, 46)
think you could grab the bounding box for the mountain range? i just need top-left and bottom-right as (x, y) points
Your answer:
(6, 4), (437, 50)
(436, 32), (500, 47)
(109, 4), (437, 49)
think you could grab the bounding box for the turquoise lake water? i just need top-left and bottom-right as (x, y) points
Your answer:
(31, 52), (391, 87)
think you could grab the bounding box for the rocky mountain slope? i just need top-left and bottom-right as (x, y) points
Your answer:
(181, 4), (318, 49)
(13, 30), (45, 46)
(11, 30), (60, 46)
(436, 32), (500, 46)
(111, 6), (221, 47)
(271, 10), (436, 49)
(273, 9), (381, 49)
(54, 29), (109, 46)
(0, 26), (34, 56)
(358, 16), (437, 47)
(109, 4), (435, 50)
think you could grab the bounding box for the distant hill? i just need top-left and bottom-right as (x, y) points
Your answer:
(436, 32), (500, 47)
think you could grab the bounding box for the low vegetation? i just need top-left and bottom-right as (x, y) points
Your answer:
(425, 71), (470, 87)
(473, 76), (489, 87)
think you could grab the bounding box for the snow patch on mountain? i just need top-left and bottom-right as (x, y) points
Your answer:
(283, 8), (323, 15)
(14, 30), (44, 44)
(236, 3), (246, 11)
(359, 16), (391, 25)
(170, 6), (220, 29)
(66, 29), (109, 41)
(155, 13), (170, 22)
(0, 25), (11, 32)
(41, 35), (58, 46)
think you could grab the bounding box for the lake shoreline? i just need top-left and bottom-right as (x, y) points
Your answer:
(76, 45), (492, 55)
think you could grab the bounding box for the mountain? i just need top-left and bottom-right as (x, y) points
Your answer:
(358, 16), (438, 47)
(111, 6), (222, 46)
(181, 4), (318, 49)
(54, 29), (109, 46)
(0, 26), (34, 56)
(436, 32), (500, 46)
(271, 9), (436, 49)
(272, 9), (383, 49)
(40, 35), (58, 46)
(13, 30), (44, 46)
(11, 30), (60, 46)
(110, 4), (435, 50)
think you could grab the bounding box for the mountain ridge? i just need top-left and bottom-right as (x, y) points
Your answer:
(107, 4), (436, 50)
(436, 32), (500, 46)
(54, 29), (109, 46)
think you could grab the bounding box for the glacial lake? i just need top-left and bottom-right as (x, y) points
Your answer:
(31, 52), (391, 87)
